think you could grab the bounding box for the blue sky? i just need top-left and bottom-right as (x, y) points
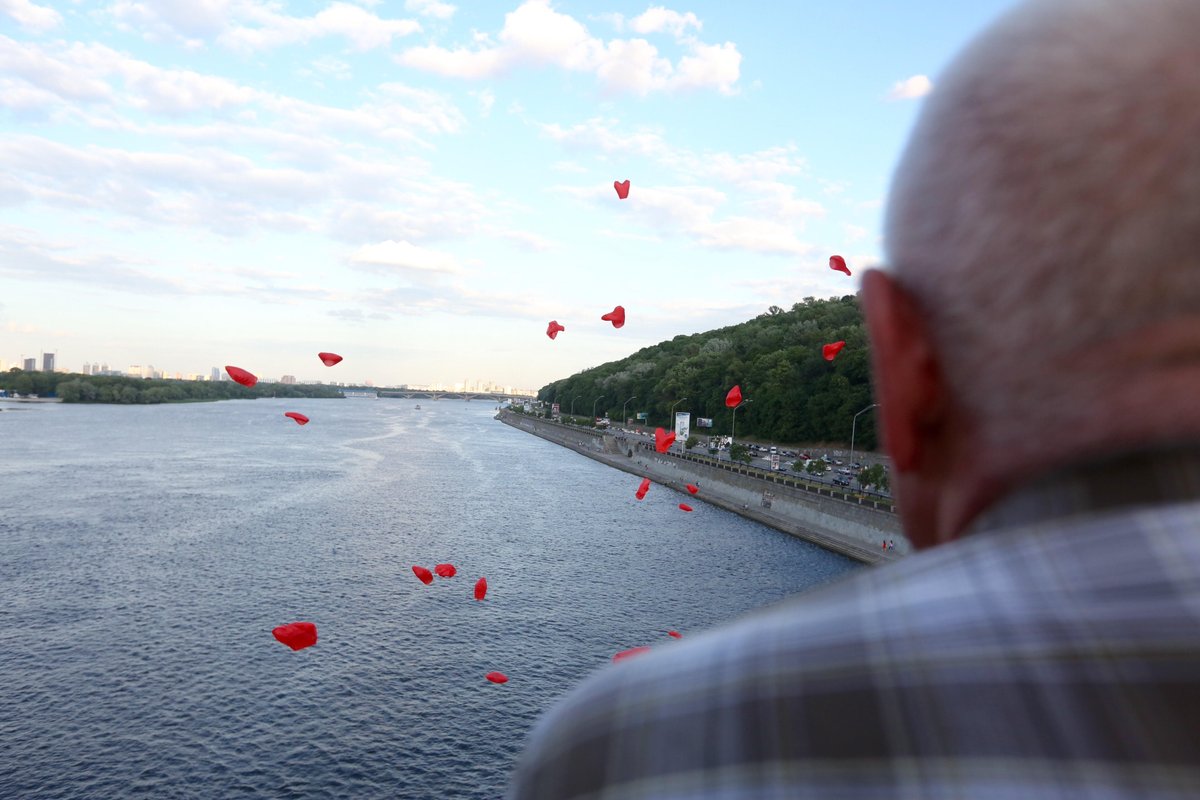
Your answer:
(1, 0), (1018, 389)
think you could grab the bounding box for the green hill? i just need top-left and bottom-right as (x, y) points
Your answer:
(538, 295), (878, 449)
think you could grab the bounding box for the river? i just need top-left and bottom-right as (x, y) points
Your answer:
(0, 398), (860, 799)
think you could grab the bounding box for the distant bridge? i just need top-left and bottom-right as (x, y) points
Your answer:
(374, 390), (523, 402)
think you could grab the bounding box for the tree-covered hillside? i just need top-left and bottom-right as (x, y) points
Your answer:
(0, 369), (344, 404)
(538, 296), (878, 449)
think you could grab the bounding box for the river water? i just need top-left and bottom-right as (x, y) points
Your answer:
(0, 398), (859, 799)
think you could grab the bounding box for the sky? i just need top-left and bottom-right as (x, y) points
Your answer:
(1, 0), (1021, 389)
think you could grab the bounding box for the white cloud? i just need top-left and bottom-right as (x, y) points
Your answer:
(843, 223), (869, 242)
(0, 0), (61, 31)
(108, 1), (422, 51)
(349, 240), (462, 274)
(471, 88), (495, 116)
(405, 0), (455, 20)
(628, 6), (701, 38)
(396, 0), (740, 96)
(887, 74), (932, 100)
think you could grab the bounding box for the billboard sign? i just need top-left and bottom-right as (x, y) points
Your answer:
(770, 453), (780, 471)
(551, 403), (560, 417)
(674, 412), (691, 444)
(696, 417), (714, 428)
(636, 412), (649, 421)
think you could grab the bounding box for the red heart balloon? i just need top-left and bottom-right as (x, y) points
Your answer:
(546, 320), (565, 340)
(686, 484), (698, 494)
(317, 352), (343, 367)
(284, 412), (309, 425)
(412, 565), (434, 585)
(474, 577), (488, 601)
(225, 365), (258, 388)
(614, 180), (630, 199)
(601, 305), (626, 328)
(823, 341), (846, 361)
(725, 385), (742, 408)
(635, 477), (651, 500)
(829, 255), (851, 276)
(678, 503), (693, 512)
(613, 646), (651, 662)
(655, 428), (675, 453)
(486, 671), (509, 684)
(272, 621), (318, 651)
(434, 563), (456, 578)
(667, 630), (682, 639)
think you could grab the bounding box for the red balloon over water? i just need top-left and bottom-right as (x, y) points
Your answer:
(435, 563), (457, 578)
(613, 646), (651, 663)
(636, 477), (651, 500)
(317, 352), (343, 367)
(725, 385), (742, 408)
(284, 412), (309, 425)
(686, 484), (698, 494)
(474, 577), (488, 601)
(486, 671), (509, 684)
(667, 630), (682, 639)
(601, 305), (626, 329)
(225, 365), (258, 388)
(272, 621), (318, 651)
(655, 428), (675, 453)
(546, 320), (565, 340)
(829, 255), (851, 276)
(823, 341), (846, 361)
(614, 179), (630, 199)
(412, 565), (434, 585)
(679, 503), (693, 512)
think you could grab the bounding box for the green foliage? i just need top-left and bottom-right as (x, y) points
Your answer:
(729, 443), (752, 463)
(805, 459), (829, 475)
(685, 435), (698, 449)
(0, 370), (343, 404)
(857, 463), (889, 492)
(791, 459), (806, 472)
(536, 296), (878, 449)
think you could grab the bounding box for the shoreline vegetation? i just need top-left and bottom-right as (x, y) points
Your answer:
(0, 369), (345, 404)
(538, 296), (878, 450)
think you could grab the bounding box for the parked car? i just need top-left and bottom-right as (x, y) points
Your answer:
(833, 476), (851, 486)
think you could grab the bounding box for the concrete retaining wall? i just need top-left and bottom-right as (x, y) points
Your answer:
(498, 411), (908, 565)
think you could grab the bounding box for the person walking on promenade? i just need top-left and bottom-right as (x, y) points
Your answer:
(509, 0), (1200, 796)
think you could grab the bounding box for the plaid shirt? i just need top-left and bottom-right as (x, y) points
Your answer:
(509, 448), (1200, 799)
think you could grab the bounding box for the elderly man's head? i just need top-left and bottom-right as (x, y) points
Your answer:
(863, 0), (1200, 547)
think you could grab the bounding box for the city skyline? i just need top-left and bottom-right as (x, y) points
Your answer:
(2, 0), (1021, 389)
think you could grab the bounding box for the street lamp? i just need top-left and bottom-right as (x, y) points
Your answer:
(849, 403), (879, 479)
(621, 396), (637, 426)
(592, 395), (606, 424)
(731, 398), (752, 462)
(570, 394), (580, 419)
(669, 397), (689, 452)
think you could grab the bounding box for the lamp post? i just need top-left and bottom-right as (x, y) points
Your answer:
(850, 403), (879, 481)
(731, 398), (751, 462)
(669, 397), (689, 452)
(570, 394), (580, 420)
(592, 396), (606, 425)
(621, 396), (637, 427)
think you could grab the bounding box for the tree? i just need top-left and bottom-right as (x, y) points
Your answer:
(857, 463), (889, 492)
(791, 459), (806, 472)
(805, 459), (828, 476)
(685, 435), (698, 449)
(729, 443), (752, 463)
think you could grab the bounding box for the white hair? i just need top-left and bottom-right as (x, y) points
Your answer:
(885, 0), (1200, 451)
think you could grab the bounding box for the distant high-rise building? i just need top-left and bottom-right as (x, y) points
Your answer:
(42, 352), (55, 372)
(100, 363), (108, 374)
(280, 375), (296, 385)
(211, 367), (220, 382)
(82, 362), (91, 375)
(128, 365), (142, 378)
(91, 364), (100, 375)
(23, 357), (37, 371)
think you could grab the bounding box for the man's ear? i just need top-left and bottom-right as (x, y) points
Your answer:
(860, 269), (948, 473)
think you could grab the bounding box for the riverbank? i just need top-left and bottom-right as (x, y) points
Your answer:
(497, 410), (907, 565)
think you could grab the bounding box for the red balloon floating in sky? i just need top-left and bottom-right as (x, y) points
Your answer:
(474, 577), (488, 601)
(614, 179), (630, 199)
(225, 365), (258, 388)
(679, 503), (693, 512)
(317, 352), (343, 367)
(655, 428), (675, 453)
(284, 412), (309, 425)
(667, 630), (682, 639)
(546, 320), (565, 340)
(412, 565), (434, 585)
(434, 563), (457, 578)
(486, 671), (509, 684)
(725, 385), (742, 408)
(601, 305), (626, 329)
(829, 255), (851, 276)
(686, 484), (698, 494)
(272, 621), (318, 651)
(635, 477), (651, 500)
(823, 341), (846, 361)
(613, 646), (651, 663)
